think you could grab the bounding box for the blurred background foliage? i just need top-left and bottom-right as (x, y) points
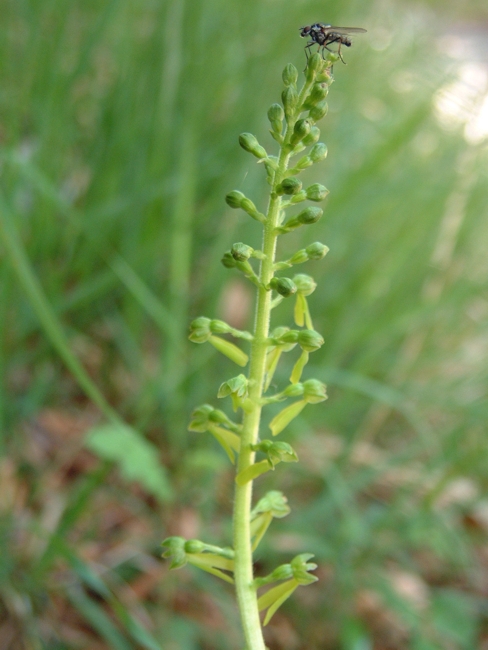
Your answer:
(1, 0), (488, 648)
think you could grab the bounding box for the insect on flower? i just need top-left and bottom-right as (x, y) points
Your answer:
(300, 23), (367, 64)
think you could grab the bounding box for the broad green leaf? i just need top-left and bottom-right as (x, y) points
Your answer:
(85, 423), (172, 503)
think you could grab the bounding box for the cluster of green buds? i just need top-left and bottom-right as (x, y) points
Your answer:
(163, 51), (340, 647)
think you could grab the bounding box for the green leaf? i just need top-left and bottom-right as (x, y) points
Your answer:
(85, 423), (172, 503)
(236, 460), (271, 485)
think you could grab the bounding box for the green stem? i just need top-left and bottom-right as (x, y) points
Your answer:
(232, 75), (314, 650)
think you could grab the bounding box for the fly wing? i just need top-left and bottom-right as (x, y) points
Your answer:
(325, 26), (367, 34)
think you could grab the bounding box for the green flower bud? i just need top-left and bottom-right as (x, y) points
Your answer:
(306, 53), (323, 81)
(268, 103), (284, 134)
(239, 133), (267, 159)
(288, 248), (309, 264)
(316, 68), (333, 83)
(302, 126), (320, 146)
(218, 374), (249, 399)
(290, 119), (312, 147)
(309, 83), (329, 106)
(184, 539), (205, 554)
(231, 242), (253, 261)
(276, 177), (302, 195)
(297, 329), (324, 351)
(293, 274), (317, 295)
(306, 183), (329, 202)
(306, 242), (329, 260)
(189, 317), (211, 343)
(225, 190), (245, 209)
(251, 490), (290, 519)
(269, 277), (297, 297)
(209, 319), (232, 334)
(282, 86), (298, 121)
(309, 100), (328, 122)
(290, 190), (307, 204)
(221, 251), (237, 268)
(297, 206), (323, 225)
(303, 378), (328, 403)
(282, 63), (298, 87)
(270, 563), (294, 582)
(188, 404), (213, 432)
(309, 142), (328, 163)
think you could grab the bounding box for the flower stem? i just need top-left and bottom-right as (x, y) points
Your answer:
(232, 74), (315, 650)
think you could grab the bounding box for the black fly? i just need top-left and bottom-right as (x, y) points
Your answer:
(300, 23), (367, 64)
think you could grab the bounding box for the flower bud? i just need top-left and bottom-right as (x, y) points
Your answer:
(221, 251), (237, 268)
(188, 404), (214, 432)
(306, 53), (322, 81)
(218, 374), (249, 399)
(184, 539), (205, 554)
(303, 379), (328, 403)
(282, 86), (298, 121)
(282, 63), (298, 87)
(231, 242), (253, 261)
(302, 126), (320, 146)
(306, 242), (329, 260)
(306, 183), (329, 202)
(288, 248), (309, 265)
(309, 83), (329, 106)
(269, 277), (297, 297)
(290, 190), (307, 204)
(267, 103), (284, 134)
(297, 206), (323, 225)
(290, 119), (311, 147)
(309, 142), (328, 163)
(189, 317), (211, 343)
(293, 274), (317, 295)
(225, 190), (244, 209)
(270, 563), (294, 581)
(239, 133), (267, 159)
(209, 319), (232, 334)
(276, 177), (302, 195)
(297, 329), (324, 351)
(251, 490), (290, 518)
(309, 100), (328, 122)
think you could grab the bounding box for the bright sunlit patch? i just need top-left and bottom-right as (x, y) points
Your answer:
(434, 62), (488, 144)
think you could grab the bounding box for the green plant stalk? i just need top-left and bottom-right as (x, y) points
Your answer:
(232, 76), (316, 650)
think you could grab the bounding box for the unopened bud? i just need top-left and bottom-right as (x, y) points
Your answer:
(297, 329), (324, 351)
(297, 206), (323, 225)
(309, 142), (328, 163)
(282, 63), (298, 87)
(306, 183), (329, 202)
(306, 53), (322, 81)
(303, 379), (327, 403)
(277, 177), (302, 195)
(189, 317), (211, 343)
(282, 86), (298, 121)
(268, 103), (284, 134)
(309, 100), (328, 122)
(290, 119), (312, 147)
(225, 190), (245, 209)
(269, 277), (297, 297)
(221, 251), (237, 268)
(308, 83), (329, 107)
(239, 133), (267, 159)
(293, 274), (317, 295)
(231, 242), (253, 261)
(302, 126), (320, 146)
(306, 242), (329, 260)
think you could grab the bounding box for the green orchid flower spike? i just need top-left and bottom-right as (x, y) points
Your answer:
(162, 49), (358, 650)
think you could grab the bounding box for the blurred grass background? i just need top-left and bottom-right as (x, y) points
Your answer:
(1, 0), (488, 648)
